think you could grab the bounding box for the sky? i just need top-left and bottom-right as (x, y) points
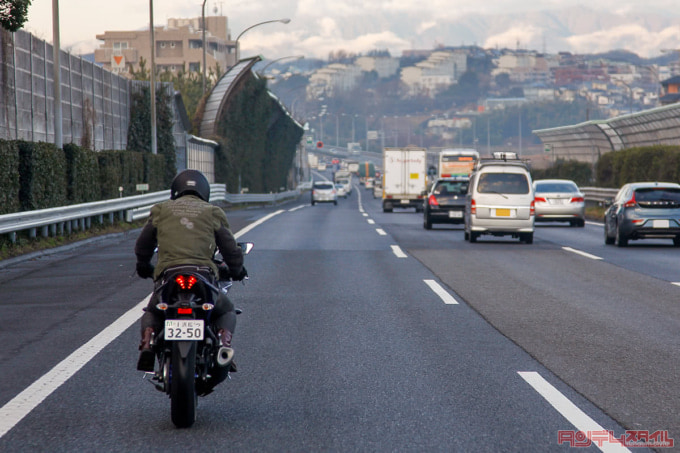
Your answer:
(23, 0), (680, 60)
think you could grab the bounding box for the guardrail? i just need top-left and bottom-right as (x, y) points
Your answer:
(581, 187), (618, 204)
(0, 184), (301, 243)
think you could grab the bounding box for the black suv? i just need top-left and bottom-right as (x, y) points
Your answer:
(423, 177), (469, 229)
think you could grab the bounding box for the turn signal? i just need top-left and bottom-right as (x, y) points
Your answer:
(156, 303), (168, 311)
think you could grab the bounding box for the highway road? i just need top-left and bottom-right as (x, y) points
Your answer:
(0, 175), (676, 451)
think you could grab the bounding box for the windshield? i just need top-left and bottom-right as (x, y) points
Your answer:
(478, 173), (530, 195)
(434, 181), (468, 195)
(535, 182), (578, 193)
(634, 187), (680, 205)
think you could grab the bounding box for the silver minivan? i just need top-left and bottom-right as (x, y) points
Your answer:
(464, 155), (535, 243)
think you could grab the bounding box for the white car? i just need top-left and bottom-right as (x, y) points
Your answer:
(311, 181), (337, 205)
(335, 183), (347, 198)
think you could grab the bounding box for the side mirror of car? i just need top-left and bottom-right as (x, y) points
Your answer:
(601, 200), (613, 207)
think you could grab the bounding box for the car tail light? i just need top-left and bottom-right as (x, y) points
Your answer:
(428, 194), (439, 206)
(175, 275), (198, 290)
(530, 199), (535, 216)
(631, 219), (644, 224)
(535, 196), (547, 203)
(570, 196), (585, 203)
(623, 192), (637, 208)
(470, 199), (476, 215)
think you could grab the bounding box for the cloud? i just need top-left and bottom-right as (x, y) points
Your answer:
(564, 24), (680, 57)
(483, 25), (545, 50)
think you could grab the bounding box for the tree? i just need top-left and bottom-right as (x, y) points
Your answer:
(0, 0), (31, 32)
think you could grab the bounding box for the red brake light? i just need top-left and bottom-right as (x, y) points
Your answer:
(570, 196), (584, 203)
(534, 196), (547, 203)
(428, 194), (439, 206)
(177, 307), (193, 314)
(470, 198), (476, 215)
(623, 193), (636, 208)
(530, 199), (535, 216)
(175, 275), (198, 290)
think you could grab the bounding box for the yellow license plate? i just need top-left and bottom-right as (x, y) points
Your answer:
(496, 209), (511, 217)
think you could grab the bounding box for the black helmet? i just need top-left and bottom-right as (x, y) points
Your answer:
(170, 169), (210, 202)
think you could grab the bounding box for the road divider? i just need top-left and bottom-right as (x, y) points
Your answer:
(424, 280), (460, 305)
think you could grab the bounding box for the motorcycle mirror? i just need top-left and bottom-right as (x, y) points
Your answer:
(239, 242), (254, 255)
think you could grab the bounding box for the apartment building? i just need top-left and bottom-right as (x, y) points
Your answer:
(94, 16), (236, 77)
(354, 56), (400, 78)
(400, 50), (467, 97)
(306, 64), (363, 99)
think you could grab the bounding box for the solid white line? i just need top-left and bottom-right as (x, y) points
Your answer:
(562, 247), (603, 261)
(367, 219), (375, 224)
(586, 220), (604, 226)
(0, 296), (150, 439)
(288, 205), (306, 212)
(672, 282), (680, 287)
(376, 228), (387, 236)
(0, 214), (281, 440)
(391, 245), (407, 258)
(518, 372), (629, 453)
(424, 279), (459, 305)
(234, 209), (285, 239)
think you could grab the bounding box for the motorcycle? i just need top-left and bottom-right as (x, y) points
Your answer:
(142, 242), (253, 428)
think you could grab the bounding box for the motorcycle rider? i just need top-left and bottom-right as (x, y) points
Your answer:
(134, 169), (247, 375)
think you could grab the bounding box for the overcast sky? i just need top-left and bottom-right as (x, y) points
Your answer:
(23, 0), (680, 59)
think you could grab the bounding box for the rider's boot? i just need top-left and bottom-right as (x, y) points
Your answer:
(137, 327), (155, 372)
(217, 329), (237, 372)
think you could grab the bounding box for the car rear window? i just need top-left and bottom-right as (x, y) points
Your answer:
(478, 173), (530, 194)
(634, 187), (680, 207)
(535, 182), (578, 193)
(314, 183), (334, 190)
(434, 181), (468, 195)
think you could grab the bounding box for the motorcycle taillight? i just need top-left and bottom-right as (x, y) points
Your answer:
(177, 307), (193, 314)
(175, 275), (198, 290)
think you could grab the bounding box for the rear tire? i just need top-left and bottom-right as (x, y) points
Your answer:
(520, 232), (534, 244)
(424, 216), (432, 230)
(604, 224), (615, 245)
(170, 342), (197, 428)
(673, 237), (680, 247)
(615, 225), (628, 247)
(469, 232), (478, 243)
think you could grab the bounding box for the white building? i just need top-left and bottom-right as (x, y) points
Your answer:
(306, 64), (363, 99)
(400, 51), (468, 97)
(355, 56), (400, 78)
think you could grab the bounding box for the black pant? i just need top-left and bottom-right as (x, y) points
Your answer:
(140, 281), (237, 336)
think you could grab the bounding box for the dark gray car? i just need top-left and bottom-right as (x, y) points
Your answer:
(604, 182), (680, 247)
(423, 177), (469, 229)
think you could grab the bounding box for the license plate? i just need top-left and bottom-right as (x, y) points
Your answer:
(164, 320), (204, 341)
(549, 198), (566, 205)
(653, 219), (670, 228)
(400, 199), (410, 204)
(496, 208), (511, 217)
(448, 211), (463, 218)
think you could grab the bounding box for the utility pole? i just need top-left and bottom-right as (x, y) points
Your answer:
(52, 0), (62, 149)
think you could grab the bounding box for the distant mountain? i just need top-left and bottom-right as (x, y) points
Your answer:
(276, 5), (680, 59)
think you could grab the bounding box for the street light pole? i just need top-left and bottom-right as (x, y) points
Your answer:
(201, 0), (207, 94)
(235, 18), (291, 62)
(149, 0), (157, 154)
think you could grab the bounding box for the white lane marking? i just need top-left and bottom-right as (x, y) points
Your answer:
(424, 279), (459, 305)
(0, 214), (282, 439)
(518, 372), (629, 453)
(672, 282), (680, 287)
(367, 219), (375, 224)
(391, 245), (407, 258)
(586, 220), (604, 226)
(562, 247), (603, 261)
(376, 228), (387, 236)
(288, 205), (306, 212)
(233, 210), (285, 239)
(0, 296), (150, 439)
(363, 213), (369, 217)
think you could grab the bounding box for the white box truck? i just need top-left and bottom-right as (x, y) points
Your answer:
(382, 147), (427, 212)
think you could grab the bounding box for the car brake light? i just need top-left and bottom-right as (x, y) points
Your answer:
(175, 275), (198, 290)
(570, 196), (584, 203)
(631, 219), (644, 224)
(535, 196), (547, 203)
(623, 193), (636, 208)
(530, 199), (535, 216)
(470, 199), (476, 215)
(428, 194), (439, 206)
(177, 307), (193, 314)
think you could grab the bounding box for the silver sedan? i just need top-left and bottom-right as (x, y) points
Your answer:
(533, 179), (585, 227)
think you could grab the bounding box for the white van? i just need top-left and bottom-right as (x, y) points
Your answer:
(464, 155), (535, 244)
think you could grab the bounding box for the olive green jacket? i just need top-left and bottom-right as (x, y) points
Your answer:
(135, 195), (243, 280)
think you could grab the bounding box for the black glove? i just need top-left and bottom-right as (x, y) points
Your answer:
(136, 261), (155, 279)
(217, 262), (231, 281)
(233, 266), (248, 281)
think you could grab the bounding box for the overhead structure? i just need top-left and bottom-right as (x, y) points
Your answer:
(533, 102), (680, 163)
(199, 56), (262, 138)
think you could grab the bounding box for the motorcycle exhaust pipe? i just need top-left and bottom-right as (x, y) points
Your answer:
(216, 346), (234, 367)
